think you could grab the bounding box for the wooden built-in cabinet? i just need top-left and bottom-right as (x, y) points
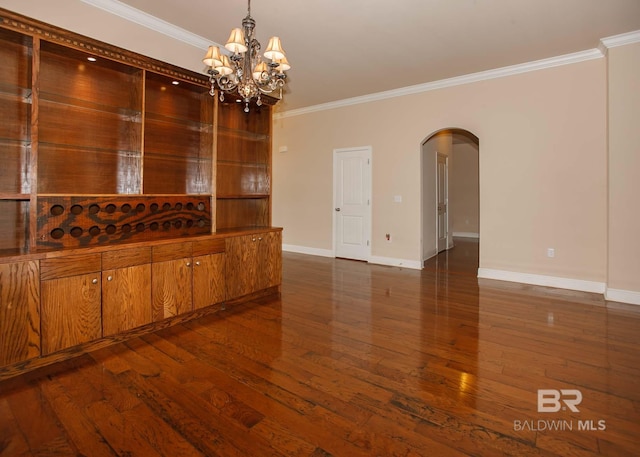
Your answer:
(192, 239), (226, 309)
(216, 102), (272, 229)
(0, 261), (40, 366)
(226, 231), (282, 300)
(0, 8), (282, 378)
(40, 254), (103, 355)
(102, 247), (152, 336)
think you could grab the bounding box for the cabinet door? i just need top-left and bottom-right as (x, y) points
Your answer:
(225, 234), (258, 300)
(193, 253), (226, 309)
(152, 259), (193, 321)
(0, 261), (40, 367)
(102, 264), (152, 336)
(41, 273), (102, 355)
(258, 231), (282, 290)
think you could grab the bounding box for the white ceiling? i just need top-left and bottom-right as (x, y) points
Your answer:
(114, 0), (640, 111)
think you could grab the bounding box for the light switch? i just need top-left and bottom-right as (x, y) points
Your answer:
(394, 195), (402, 203)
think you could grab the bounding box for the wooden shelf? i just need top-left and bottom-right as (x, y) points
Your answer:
(0, 193), (30, 200)
(0, 9), (273, 251)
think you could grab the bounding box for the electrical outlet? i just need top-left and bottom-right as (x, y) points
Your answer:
(385, 233), (391, 242)
(547, 248), (555, 258)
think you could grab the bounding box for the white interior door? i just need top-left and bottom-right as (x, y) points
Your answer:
(334, 147), (371, 261)
(437, 153), (449, 253)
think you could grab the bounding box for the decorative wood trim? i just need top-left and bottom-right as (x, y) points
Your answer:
(0, 7), (208, 86)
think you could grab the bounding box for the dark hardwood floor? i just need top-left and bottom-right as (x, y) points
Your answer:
(2, 238), (640, 456)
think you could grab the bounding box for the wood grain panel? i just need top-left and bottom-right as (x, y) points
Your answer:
(40, 253), (101, 280)
(143, 117), (213, 159)
(41, 273), (102, 355)
(0, 261), (40, 366)
(217, 101), (270, 134)
(0, 141), (30, 194)
(193, 253), (225, 309)
(215, 198), (270, 229)
(38, 100), (141, 151)
(102, 246), (151, 270)
(217, 129), (269, 164)
(143, 155), (212, 195)
(0, 200), (28, 252)
(216, 162), (270, 197)
(225, 234), (258, 300)
(102, 264), (152, 336)
(37, 144), (141, 194)
(151, 259), (193, 321)
(192, 238), (225, 256)
(145, 72), (213, 124)
(151, 242), (192, 263)
(36, 196), (211, 249)
(0, 96), (30, 141)
(260, 231), (282, 290)
(40, 41), (142, 111)
(0, 27), (31, 89)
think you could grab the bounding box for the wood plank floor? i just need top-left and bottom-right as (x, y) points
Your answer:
(2, 238), (640, 456)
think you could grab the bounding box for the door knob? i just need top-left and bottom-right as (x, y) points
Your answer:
(335, 208), (341, 212)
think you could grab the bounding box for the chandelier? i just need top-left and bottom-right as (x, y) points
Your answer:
(202, 0), (290, 112)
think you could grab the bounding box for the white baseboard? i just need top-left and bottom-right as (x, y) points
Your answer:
(477, 268), (606, 294)
(368, 256), (422, 270)
(453, 232), (480, 239)
(605, 288), (640, 306)
(283, 245), (423, 269)
(282, 244), (334, 258)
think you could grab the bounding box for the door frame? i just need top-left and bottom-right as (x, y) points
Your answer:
(332, 146), (372, 261)
(437, 152), (449, 253)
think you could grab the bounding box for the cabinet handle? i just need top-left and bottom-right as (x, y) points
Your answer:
(186, 262), (192, 267)
(92, 278), (98, 284)
(195, 261), (201, 266)
(258, 237), (263, 241)
(252, 238), (257, 242)
(107, 275), (113, 281)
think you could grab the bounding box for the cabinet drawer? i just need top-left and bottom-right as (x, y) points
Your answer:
(102, 246), (151, 270)
(192, 238), (225, 256)
(40, 253), (101, 280)
(152, 242), (192, 262)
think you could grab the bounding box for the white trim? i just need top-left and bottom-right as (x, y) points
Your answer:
(477, 268), (606, 294)
(452, 232), (479, 239)
(275, 48), (603, 119)
(605, 288), (640, 306)
(600, 30), (640, 49)
(423, 248), (438, 262)
(80, 0), (218, 50)
(282, 244), (334, 258)
(369, 256), (422, 270)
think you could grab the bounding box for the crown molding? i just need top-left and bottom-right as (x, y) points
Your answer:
(80, 0), (218, 50)
(276, 48), (604, 119)
(600, 30), (640, 49)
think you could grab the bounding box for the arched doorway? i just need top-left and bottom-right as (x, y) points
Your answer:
(420, 129), (479, 268)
